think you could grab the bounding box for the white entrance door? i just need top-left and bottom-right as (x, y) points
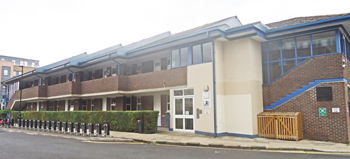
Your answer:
(154, 94), (161, 126)
(173, 89), (194, 132)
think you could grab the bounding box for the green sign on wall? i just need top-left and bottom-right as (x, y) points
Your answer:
(319, 108), (327, 116)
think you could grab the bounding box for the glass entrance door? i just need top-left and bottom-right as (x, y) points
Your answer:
(173, 89), (194, 132)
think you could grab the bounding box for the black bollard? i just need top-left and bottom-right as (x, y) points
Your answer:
(95, 124), (101, 137)
(57, 122), (62, 133)
(26, 120), (30, 130)
(68, 122), (74, 135)
(34, 120), (37, 130)
(75, 123), (80, 136)
(42, 121), (46, 131)
(30, 120), (33, 130)
(47, 121), (51, 132)
(89, 123), (94, 137)
(104, 124), (110, 138)
(11, 119), (14, 127)
(81, 123), (87, 136)
(63, 122), (68, 134)
(37, 120), (41, 131)
(52, 121), (57, 132)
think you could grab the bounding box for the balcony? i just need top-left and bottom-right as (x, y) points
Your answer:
(9, 67), (187, 102)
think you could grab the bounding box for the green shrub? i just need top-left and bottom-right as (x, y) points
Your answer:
(10, 111), (159, 134)
(0, 109), (12, 118)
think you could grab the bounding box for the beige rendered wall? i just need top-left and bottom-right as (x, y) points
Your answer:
(0, 60), (14, 78)
(13, 65), (35, 74)
(216, 38), (263, 135)
(187, 62), (214, 133)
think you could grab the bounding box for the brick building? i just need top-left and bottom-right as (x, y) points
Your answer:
(0, 55), (39, 109)
(3, 13), (350, 143)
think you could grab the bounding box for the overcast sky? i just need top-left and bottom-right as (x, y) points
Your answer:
(0, 0), (349, 66)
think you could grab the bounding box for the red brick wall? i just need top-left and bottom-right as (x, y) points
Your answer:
(58, 101), (65, 111)
(94, 98), (102, 111)
(81, 76), (118, 94)
(141, 96), (153, 110)
(116, 97), (124, 111)
(267, 82), (350, 143)
(263, 54), (344, 106)
(47, 82), (72, 97)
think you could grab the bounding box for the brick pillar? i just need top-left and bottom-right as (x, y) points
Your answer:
(75, 71), (84, 82)
(44, 77), (51, 86)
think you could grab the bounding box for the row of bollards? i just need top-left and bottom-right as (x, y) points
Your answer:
(16, 119), (110, 137)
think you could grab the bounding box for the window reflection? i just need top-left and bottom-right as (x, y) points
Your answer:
(312, 31), (336, 55)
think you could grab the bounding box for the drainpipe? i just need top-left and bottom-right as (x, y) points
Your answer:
(109, 54), (121, 76)
(208, 31), (218, 137)
(211, 40), (217, 137)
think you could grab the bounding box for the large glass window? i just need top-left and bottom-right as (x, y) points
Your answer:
(192, 44), (202, 64)
(296, 36), (311, 57)
(283, 60), (296, 73)
(171, 50), (179, 67)
(312, 31), (336, 55)
(269, 62), (281, 82)
(180, 48), (188, 66)
(282, 38), (295, 59)
(262, 43), (267, 62)
(263, 64), (268, 84)
(268, 41), (281, 61)
(202, 42), (212, 62)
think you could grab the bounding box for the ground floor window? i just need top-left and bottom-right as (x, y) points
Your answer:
(70, 100), (74, 111)
(91, 99), (94, 111)
(82, 100), (87, 110)
(110, 98), (116, 111)
(137, 97), (141, 110)
(166, 95), (170, 113)
(126, 97), (131, 111)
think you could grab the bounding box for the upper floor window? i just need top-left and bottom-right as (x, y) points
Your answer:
(171, 42), (212, 68)
(31, 62), (35, 67)
(24, 61), (28, 66)
(262, 30), (339, 84)
(20, 61), (23, 66)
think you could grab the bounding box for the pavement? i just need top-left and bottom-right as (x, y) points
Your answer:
(2, 128), (349, 159)
(3, 126), (350, 153)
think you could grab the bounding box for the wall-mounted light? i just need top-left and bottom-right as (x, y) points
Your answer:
(203, 85), (209, 92)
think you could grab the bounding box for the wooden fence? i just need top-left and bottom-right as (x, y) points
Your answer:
(257, 112), (303, 141)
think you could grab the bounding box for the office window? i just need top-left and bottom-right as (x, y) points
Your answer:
(91, 99), (94, 111)
(155, 62), (161, 71)
(12, 60), (15, 64)
(192, 44), (202, 64)
(268, 41), (281, 61)
(180, 48), (188, 66)
(3, 70), (8, 76)
(24, 61), (28, 66)
(82, 100), (87, 111)
(171, 49), (180, 67)
(1, 58), (4, 61)
(126, 98), (131, 111)
(20, 61), (23, 66)
(312, 31), (336, 55)
(296, 36), (311, 57)
(202, 42), (212, 62)
(111, 98), (116, 111)
(269, 62), (281, 82)
(262, 43), (268, 62)
(31, 62), (35, 67)
(282, 38), (295, 59)
(263, 64), (268, 84)
(137, 97), (141, 110)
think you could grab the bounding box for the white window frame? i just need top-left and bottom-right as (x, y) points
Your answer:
(166, 95), (170, 113)
(173, 88), (195, 132)
(136, 63), (142, 74)
(91, 99), (94, 111)
(154, 60), (161, 72)
(126, 97), (131, 111)
(110, 98), (116, 111)
(31, 62), (35, 67)
(24, 61), (28, 66)
(137, 97), (141, 111)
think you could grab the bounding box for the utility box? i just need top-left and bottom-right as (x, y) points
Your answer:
(137, 120), (143, 133)
(257, 112), (303, 141)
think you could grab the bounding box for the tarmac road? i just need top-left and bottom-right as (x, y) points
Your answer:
(0, 128), (349, 159)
